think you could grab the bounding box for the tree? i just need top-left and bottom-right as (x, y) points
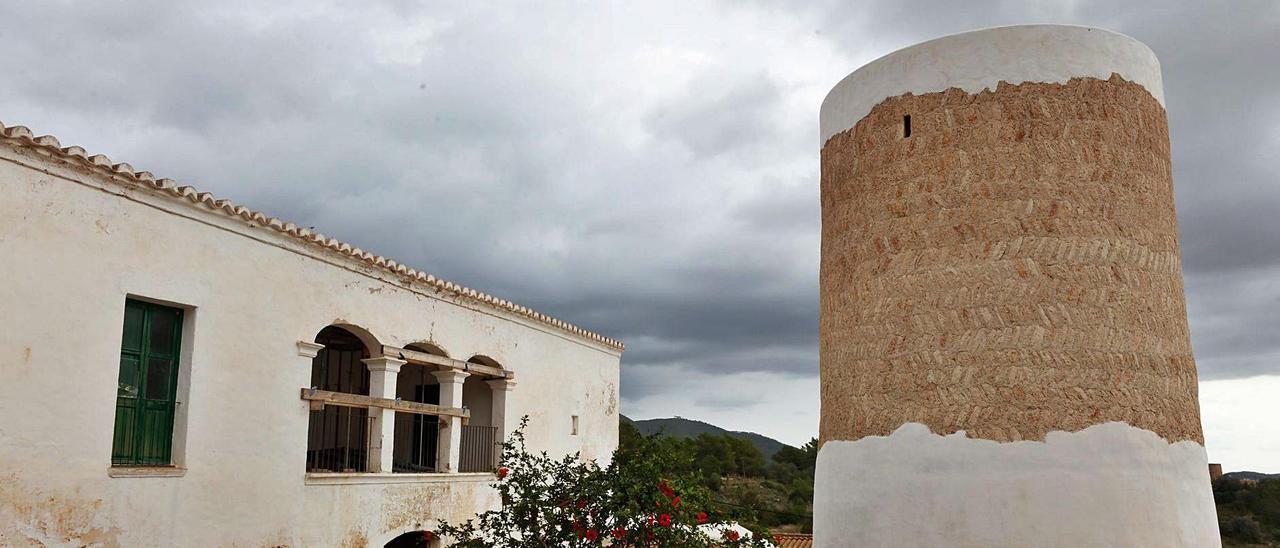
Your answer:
(771, 438), (816, 472)
(430, 418), (776, 547)
(1214, 477), (1280, 545)
(619, 420), (643, 450)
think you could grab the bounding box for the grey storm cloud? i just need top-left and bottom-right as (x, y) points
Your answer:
(1, 0), (1276, 445)
(646, 71), (784, 159)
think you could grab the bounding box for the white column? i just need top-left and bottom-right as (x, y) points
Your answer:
(486, 378), (516, 466)
(433, 370), (470, 472)
(363, 356), (405, 473)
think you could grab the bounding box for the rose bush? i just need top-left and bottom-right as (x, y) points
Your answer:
(430, 417), (774, 547)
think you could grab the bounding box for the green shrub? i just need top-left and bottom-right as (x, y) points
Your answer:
(431, 418), (774, 547)
(1220, 515), (1264, 543)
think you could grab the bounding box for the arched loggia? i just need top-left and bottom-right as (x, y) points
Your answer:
(458, 355), (506, 472)
(305, 324), (378, 472)
(391, 342), (448, 472)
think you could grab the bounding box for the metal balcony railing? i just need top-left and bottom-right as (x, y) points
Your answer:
(393, 413), (440, 473)
(459, 425), (500, 473)
(306, 406), (374, 473)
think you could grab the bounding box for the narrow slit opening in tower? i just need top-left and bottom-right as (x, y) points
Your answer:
(903, 114), (912, 138)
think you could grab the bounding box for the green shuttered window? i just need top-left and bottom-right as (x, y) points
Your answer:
(112, 299), (183, 466)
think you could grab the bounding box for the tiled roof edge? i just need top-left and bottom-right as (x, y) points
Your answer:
(0, 121), (624, 352)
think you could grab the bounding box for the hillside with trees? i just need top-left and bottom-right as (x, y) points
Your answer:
(1216, 477), (1280, 546)
(621, 415), (788, 458)
(619, 418), (816, 533)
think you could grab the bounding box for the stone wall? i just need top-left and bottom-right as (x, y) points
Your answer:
(819, 75), (1202, 444)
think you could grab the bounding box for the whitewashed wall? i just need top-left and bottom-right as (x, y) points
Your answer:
(0, 142), (621, 547)
(815, 423), (1220, 547)
(819, 24), (1165, 144)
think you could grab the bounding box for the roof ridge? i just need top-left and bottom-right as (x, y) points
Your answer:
(0, 120), (623, 352)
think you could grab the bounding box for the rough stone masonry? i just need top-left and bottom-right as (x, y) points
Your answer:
(813, 25), (1219, 547)
(820, 75), (1201, 445)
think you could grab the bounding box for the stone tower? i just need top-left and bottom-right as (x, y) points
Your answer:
(815, 25), (1219, 547)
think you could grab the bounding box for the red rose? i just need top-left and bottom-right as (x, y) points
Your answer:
(647, 515), (655, 526)
(774, 534), (783, 543)
(671, 495), (681, 508)
(576, 498), (587, 509)
(497, 467), (509, 479)
(655, 500), (663, 508)
(612, 528), (627, 539)
(585, 529), (598, 542)
(658, 513), (672, 527)
(696, 511), (709, 524)
(727, 530), (740, 541)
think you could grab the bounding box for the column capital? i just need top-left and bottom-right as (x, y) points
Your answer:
(362, 356), (407, 373)
(297, 340), (325, 358)
(432, 369), (470, 384)
(486, 378), (517, 391)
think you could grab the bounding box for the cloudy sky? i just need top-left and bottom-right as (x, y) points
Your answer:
(2, 1), (1276, 470)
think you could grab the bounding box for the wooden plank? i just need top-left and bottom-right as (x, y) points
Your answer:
(381, 345), (514, 379)
(300, 388), (470, 420)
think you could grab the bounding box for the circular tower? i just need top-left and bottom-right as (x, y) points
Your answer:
(815, 25), (1219, 546)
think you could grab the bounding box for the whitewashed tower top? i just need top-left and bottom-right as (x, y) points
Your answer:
(819, 24), (1165, 145)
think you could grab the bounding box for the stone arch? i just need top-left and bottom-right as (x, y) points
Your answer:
(392, 341), (451, 473)
(465, 354), (502, 369)
(405, 341), (449, 358)
(457, 354), (508, 471)
(383, 530), (433, 548)
(306, 323), (379, 472)
(325, 321), (381, 357)
(309, 324), (374, 391)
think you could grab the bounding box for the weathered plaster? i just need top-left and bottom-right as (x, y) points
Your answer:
(0, 474), (122, 548)
(0, 131), (621, 546)
(814, 422), (1220, 547)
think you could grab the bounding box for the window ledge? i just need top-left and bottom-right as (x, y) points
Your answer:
(108, 466), (186, 478)
(304, 472), (495, 486)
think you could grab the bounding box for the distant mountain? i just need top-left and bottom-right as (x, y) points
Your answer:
(621, 415), (792, 458)
(1223, 471), (1280, 481)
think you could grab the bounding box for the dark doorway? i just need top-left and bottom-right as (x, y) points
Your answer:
(385, 530), (432, 548)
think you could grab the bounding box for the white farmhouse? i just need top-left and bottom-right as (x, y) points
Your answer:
(0, 121), (623, 547)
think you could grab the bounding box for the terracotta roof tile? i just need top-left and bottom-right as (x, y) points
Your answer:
(773, 533), (813, 548)
(0, 121), (623, 351)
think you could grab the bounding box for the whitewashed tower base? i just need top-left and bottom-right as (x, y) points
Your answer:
(815, 25), (1219, 547)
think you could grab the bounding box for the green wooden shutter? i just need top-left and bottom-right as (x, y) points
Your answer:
(112, 299), (183, 466)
